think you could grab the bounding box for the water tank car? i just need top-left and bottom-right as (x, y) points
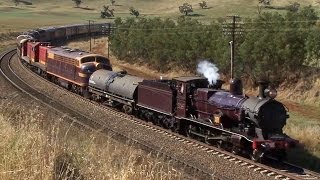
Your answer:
(88, 70), (144, 113)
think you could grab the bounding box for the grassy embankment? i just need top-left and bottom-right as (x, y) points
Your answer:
(0, 101), (182, 179)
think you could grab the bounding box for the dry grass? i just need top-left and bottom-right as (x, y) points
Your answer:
(0, 0), (319, 34)
(284, 112), (320, 171)
(0, 101), (182, 179)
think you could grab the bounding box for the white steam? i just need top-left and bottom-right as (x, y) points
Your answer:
(196, 60), (220, 85)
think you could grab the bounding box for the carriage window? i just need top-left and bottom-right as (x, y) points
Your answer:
(81, 56), (95, 63)
(96, 56), (109, 64)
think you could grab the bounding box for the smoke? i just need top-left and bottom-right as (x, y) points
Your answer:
(196, 60), (220, 85)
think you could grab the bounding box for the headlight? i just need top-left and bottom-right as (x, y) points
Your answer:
(264, 88), (277, 99)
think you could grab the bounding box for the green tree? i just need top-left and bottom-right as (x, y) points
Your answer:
(287, 2), (300, 12)
(72, 0), (82, 8)
(129, 7), (139, 17)
(101, 5), (114, 18)
(199, 1), (207, 9)
(179, 3), (193, 16)
(258, 0), (271, 6)
(110, 0), (115, 5)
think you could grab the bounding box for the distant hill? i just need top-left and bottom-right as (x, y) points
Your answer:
(1, 0), (319, 20)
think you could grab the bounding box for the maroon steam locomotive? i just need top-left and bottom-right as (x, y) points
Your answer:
(88, 70), (297, 161)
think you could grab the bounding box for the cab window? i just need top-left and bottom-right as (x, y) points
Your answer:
(96, 56), (109, 64)
(81, 56), (95, 63)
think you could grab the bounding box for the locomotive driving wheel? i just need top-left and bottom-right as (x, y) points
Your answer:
(185, 124), (195, 138)
(204, 130), (212, 145)
(251, 149), (264, 162)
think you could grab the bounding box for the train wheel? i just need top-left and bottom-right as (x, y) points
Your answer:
(171, 121), (179, 133)
(231, 146), (240, 155)
(185, 124), (194, 138)
(215, 140), (223, 149)
(251, 149), (263, 162)
(204, 130), (211, 145)
(122, 105), (132, 114)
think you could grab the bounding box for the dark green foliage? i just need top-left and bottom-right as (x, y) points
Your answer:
(179, 3), (193, 16)
(110, 7), (320, 85)
(72, 0), (82, 7)
(111, 17), (227, 72)
(239, 6), (319, 84)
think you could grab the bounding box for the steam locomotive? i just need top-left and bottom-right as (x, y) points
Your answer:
(88, 70), (297, 161)
(16, 24), (297, 161)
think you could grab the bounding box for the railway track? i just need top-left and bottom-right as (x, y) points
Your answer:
(1, 48), (320, 180)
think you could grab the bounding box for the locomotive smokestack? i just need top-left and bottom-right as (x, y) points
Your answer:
(230, 78), (243, 95)
(208, 79), (225, 89)
(258, 80), (269, 98)
(196, 60), (220, 85)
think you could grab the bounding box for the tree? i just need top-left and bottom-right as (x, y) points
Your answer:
(287, 2), (300, 12)
(101, 5), (114, 18)
(199, 1), (207, 9)
(72, 0), (82, 8)
(12, 0), (19, 6)
(258, 0), (271, 6)
(179, 3), (193, 16)
(110, 0), (115, 5)
(129, 7), (139, 17)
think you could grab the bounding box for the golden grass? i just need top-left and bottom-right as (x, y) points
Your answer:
(0, 0), (319, 34)
(0, 101), (182, 179)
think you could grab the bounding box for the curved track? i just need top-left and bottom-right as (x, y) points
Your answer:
(1, 49), (320, 180)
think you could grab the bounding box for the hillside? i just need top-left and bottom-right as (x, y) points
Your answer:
(1, 0), (320, 33)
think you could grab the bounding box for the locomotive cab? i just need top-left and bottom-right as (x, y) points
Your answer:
(173, 76), (208, 118)
(80, 55), (112, 76)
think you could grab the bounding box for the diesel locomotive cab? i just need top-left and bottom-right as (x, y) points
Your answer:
(80, 55), (112, 76)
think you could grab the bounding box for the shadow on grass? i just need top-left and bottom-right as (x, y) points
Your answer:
(201, 7), (213, 9)
(286, 146), (320, 173)
(188, 13), (205, 17)
(19, 0), (32, 5)
(79, 7), (95, 11)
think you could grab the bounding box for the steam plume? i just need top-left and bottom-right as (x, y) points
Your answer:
(197, 60), (220, 85)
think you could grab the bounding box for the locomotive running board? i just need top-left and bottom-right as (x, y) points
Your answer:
(179, 117), (253, 142)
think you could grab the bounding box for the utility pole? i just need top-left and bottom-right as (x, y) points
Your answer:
(87, 20), (95, 52)
(223, 15), (243, 79)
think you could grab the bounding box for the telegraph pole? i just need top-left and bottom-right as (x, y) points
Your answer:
(223, 15), (243, 79)
(87, 20), (95, 52)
